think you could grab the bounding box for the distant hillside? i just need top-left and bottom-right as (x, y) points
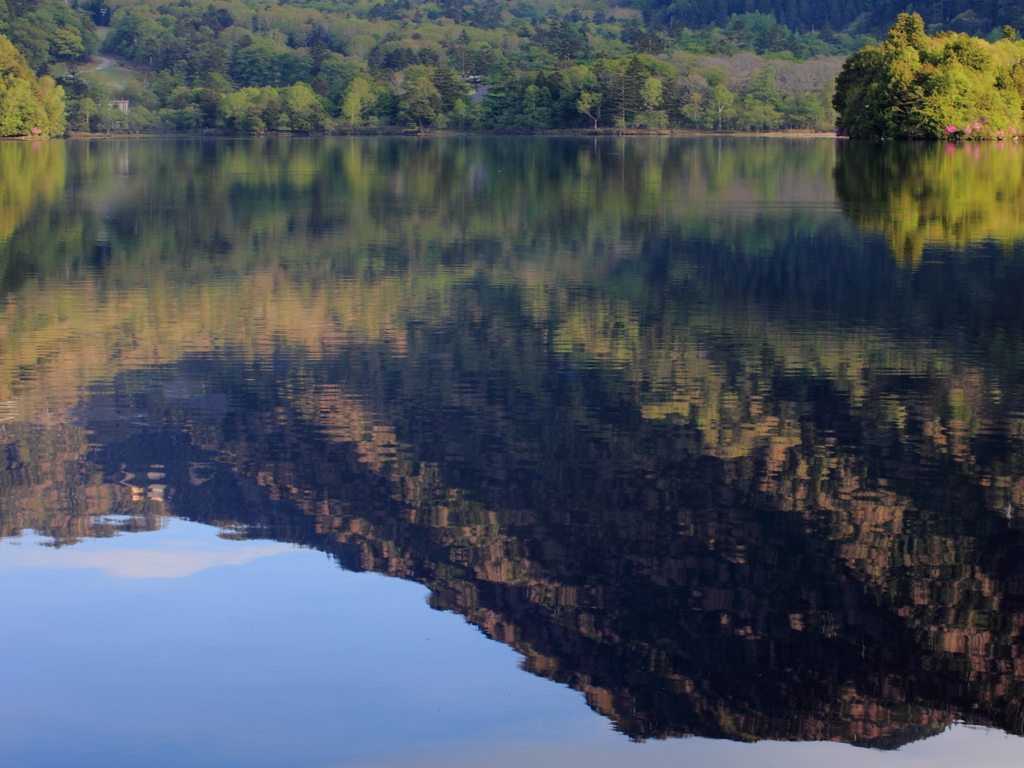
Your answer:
(1, 0), (1022, 134)
(636, 0), (1022, 37)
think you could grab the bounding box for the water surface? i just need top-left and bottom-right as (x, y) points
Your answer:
(2, 137), (1024, 766)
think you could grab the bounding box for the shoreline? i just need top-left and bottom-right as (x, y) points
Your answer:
(56, 128), (841, 140)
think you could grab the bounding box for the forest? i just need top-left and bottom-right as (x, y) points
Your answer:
(2, 0), (1024, 135)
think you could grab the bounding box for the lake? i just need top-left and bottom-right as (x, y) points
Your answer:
(2, 136), (1024, 767)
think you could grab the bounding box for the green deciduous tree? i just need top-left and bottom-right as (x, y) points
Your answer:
(52, 26), (84, 61)
(282, 83), (328, 132)
(735, 65), (783, 131)
(341, 74), (377, 127)
(705, 82), (736, 130)
(834, 13), (1024, 139)
(576, 90), (601, 129)
(397, 76), (441, 131)
(0, 34), (65, 136)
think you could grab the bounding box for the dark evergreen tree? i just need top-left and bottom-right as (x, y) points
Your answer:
(431, 64), (464, 112)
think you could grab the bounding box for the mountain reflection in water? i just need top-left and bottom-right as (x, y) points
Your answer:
(2, 137), (1024, 756)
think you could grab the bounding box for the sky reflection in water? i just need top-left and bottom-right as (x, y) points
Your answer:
(1, 520), (1022, 768)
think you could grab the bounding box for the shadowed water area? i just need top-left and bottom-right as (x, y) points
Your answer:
(2, 137), (1024, 767)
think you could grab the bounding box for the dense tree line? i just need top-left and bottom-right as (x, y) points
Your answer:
(3, 0), (1023, 136)
(0, 0), (97, 71)
(635, 0), (1024, 38)
(85, 5), (841, 134)
(0, 0), (851, 134)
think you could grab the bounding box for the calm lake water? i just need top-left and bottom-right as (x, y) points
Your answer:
(2, 136), (1024, 767)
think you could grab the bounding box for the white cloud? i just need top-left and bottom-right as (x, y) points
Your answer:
(0, 538), (293, 579)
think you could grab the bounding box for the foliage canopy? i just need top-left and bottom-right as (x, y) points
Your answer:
(0, 34), (64, 136)
(834, 13), (1024, 139)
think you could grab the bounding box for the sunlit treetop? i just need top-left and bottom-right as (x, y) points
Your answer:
(834, 13), (1024, 139)
(0, 34), (65, 137)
